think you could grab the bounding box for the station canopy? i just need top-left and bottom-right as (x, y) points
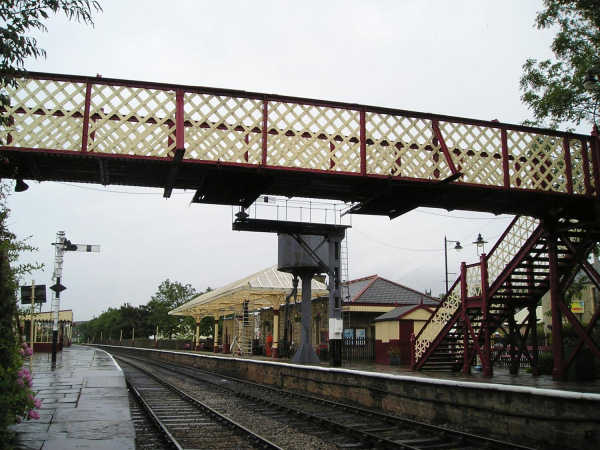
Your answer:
(169, 265), (328, 319)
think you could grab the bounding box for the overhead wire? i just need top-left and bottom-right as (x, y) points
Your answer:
(56, 182), (190, 195)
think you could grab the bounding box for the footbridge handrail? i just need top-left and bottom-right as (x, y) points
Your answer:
(1, 72), (597, 197)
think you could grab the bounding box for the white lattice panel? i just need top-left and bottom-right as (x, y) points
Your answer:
(588, 144), (597, 193)
(2, 79), (86, 150)
(487, 217), (539, 284)
(569, 139), (587, 195)
(466, 265), (482, 298)
(507, 131), (567, 192)
(266, 102), (360, 172)
(87, 85), (176, 157)
(439, 122), (504, 186)
(366, 114), (449, 178)
(414, 282), (462, 361)
(184, 93), (263, 163)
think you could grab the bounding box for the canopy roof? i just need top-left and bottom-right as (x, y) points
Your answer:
(169, 265), (328, 318)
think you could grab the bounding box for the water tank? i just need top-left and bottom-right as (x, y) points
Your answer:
(278, 234), (328, 274)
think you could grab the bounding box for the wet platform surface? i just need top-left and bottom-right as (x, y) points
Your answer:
(11, 345), (134, 450)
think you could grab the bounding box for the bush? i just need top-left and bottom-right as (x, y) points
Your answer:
(537, 352), (554, 375)
(0, 184), (43, 445)
(387, 346), (402, 358)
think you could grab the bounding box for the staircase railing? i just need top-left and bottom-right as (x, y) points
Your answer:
(413, 216), (539, 367)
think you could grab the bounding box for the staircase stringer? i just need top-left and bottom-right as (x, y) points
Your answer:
(486, 225), (546, 298)
(411, 304), (462, 371)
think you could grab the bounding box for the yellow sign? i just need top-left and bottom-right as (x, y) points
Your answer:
(571, 300), (584, 314)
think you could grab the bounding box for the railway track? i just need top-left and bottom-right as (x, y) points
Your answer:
(114, 352), (536, 450)
(127, 378), (171, 450)
(119, 359), (283, 449)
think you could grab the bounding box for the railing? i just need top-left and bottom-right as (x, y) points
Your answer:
(1, 72), (597, 196)
(342, 337), (375, 362)
(413, 281), (462, 362)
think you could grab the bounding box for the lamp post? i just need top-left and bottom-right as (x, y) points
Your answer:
(444, 236), (462, 295)
(473, 233), (488, 255)
(584, 71), (599, 128)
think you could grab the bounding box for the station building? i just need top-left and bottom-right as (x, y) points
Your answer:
(173, 266), (439, 364)
(19, 309), (74, 352)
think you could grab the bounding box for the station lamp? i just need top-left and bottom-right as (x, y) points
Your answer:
(444, 237), (462, 295)
(584, 72), (598, 92)
(473, 233), (488, 248)
(14, 176), (29, 192)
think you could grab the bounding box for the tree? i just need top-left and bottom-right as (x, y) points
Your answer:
(520, 1), (600, 129)
(148, 280), (197, 339)
(199, 316), (215, 338)
(76, 303), (154, 341)
(0, 0), (102, 135)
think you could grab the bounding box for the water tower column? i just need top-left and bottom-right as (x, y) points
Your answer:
(291, 270), (321, 364)
(328, 235), (344, 367)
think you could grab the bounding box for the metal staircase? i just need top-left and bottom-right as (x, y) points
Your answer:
(231, 301), (254, 356)
(412, 216), (600, 374)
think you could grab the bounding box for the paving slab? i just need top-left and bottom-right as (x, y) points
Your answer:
(11, 346), (135, 449)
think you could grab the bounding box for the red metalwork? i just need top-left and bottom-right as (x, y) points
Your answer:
(461, 263), (469, 374)
(563, 137), (573, 195)
(81, 81), (92, 153)
(480, 254), (492, 377)
(261, 96), (268, 166)
(528, 304), (540, 376)
(431, 119), (459, 176)
(360, 108), (366, 176)
(175, 90), (184, 151)
(413, 215), (600, 379)
(582, 140), (592, 195)
(501, 126), (510, 188)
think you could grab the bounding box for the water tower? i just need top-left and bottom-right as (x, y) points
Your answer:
(233, 214), (349, 366)
(278, 234), (327, 364)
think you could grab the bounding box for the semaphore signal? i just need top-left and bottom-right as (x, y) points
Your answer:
(50, 232), (100, 362)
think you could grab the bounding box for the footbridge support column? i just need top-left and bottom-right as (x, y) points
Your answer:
(548, 229), (567, 381)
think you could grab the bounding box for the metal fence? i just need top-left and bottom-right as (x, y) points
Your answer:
(342, 337), (375, 362)
(93, 338), (195, 350)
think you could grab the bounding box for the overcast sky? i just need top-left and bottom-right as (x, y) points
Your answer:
(7, 1), (587, 321)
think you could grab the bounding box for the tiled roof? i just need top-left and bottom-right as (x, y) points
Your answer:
(374, 305), (421, 321)
(344, 275), (439, 306)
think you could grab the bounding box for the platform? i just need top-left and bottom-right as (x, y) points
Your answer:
(174, 348), (600, 395)
(10, 345), (135, 450)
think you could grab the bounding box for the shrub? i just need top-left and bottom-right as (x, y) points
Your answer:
(387, 346), (402, 358)
(537, 352), (554, 375)
(0, 183), (43, 445)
